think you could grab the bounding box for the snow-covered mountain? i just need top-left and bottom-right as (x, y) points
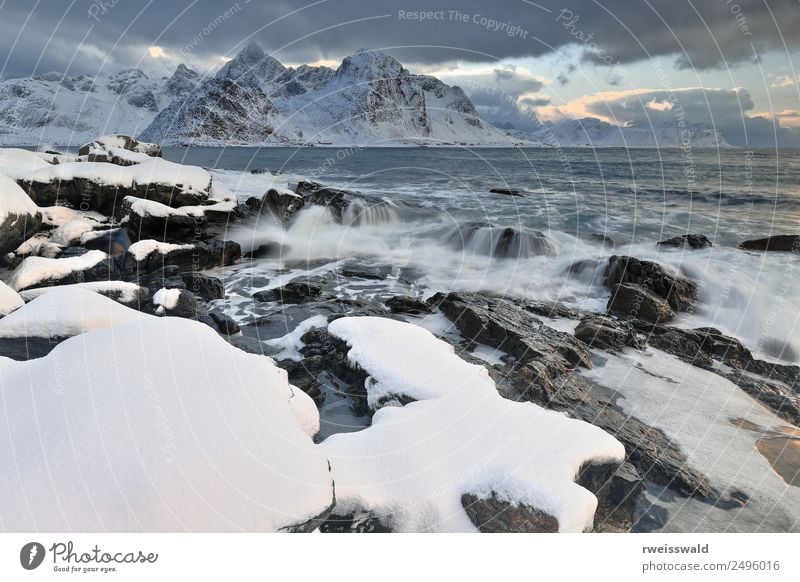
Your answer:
(0, 66), (200, 146)
(503, 117), (730, 148)
(142, 44), (512, 146)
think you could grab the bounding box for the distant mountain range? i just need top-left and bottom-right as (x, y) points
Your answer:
(0, 42), (728, 148)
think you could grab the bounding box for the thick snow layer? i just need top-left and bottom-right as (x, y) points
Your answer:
(153, 288), (181, 311)
(18, 281), (145, 304)
(39, 205), (107, 227)
(49, 218), (104, 246)
(7, 250), (107, 290)
(127, 239), (193, 261)
(582, 348), (800, 531)
(321, 317), (625, 532)
(0, 315), (331, 531)
(5, 156), (210, 194)
(0, 149), (51, 178)
(125, 195), (234, 219)
(0, 173), (39, 223)
(0, 287), (147, 338)
(0, 281), (24, 316)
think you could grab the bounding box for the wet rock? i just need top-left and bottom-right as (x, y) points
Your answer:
(658, 234), (712, 249)
(152, 288), (199, 318)
(338, 265), (391, 280)
(124, 239), (241, 275)
(208, 310), (240, 335)
(607, 283), (675, 324)
(117, 197), (204, 242)
(605, 255), (697, 311)
(243, 242), (285, 260)
(489, 187), (521, 197)
(578, 461), (643, 532)
(253, 282), (322, 304)
(574, 315), (645, 351)
(431, 292), (591, 396)
(294, 180), (324, 196)
(384, 295), (432, 315)
(461, 493), (559, 533)
(179, 272), (224, 300)
(739, 234), (800, 253)
(443, 222), (556, 259)
(260, 188), (305, 223)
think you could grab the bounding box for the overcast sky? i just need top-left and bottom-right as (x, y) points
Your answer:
(1, 0), (798, 145)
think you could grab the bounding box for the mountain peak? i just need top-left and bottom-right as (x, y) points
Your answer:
(217, 41), (285, 85)
(335, 49), (405, 80)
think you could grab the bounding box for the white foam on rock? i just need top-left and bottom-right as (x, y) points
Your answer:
(0, 314), (331, 531)
(7, 250), (107, 291)
(320, 316), (625, 532)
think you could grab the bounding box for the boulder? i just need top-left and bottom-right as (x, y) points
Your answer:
(605, 255), (697, 311)
(152, 287), (199, 318)
(607, 283), (675, 323)
(461, 493), (558, 532)
(79, 135), (161, 158)
(179, 272), (225, 300)
(739, 234), (800, 253)
(384, 295), (432, 315)
(259, 188), (304, 223)
(125, 239), (241, 275)
(253, 282), (322, 304)
(574, 315), (645, 351)
(588, 233), (615, 248)
(117, 196), (204, 242)
(442, 222), (556, 259)
(489, 187), (522, 197)
(658, 234), (712, 249)
(0, 175), (42, 255)
(577, 461), (644, 532)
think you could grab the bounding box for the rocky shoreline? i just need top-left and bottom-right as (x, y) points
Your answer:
(1, 136), (798, 532)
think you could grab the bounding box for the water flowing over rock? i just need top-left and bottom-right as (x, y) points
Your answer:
(658, 234), (713, 249)
(442, 222), (556, 259)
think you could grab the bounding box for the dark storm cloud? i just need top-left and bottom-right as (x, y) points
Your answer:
(0, 0), (798, 79)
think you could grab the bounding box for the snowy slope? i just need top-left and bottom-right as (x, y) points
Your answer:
(0, 65), (200, 146)
(142, 45), (513, 146)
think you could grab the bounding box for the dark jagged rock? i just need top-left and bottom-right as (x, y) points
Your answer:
(18, 177), (209, 216)
(574, 315), (645, 351)
(79, 135), (161, 158)
(124, 239), (241, 275)
(0, 206), (41, 255)
(208, 310), (240, 335)
(384, 295), (432, 315)
(658, 234), (712, 249)
(259, 188), (305, 223)
(0, 336), (63, 361)
(489, 187), (521, 197)
(607, 283), (675, 324)
(117, 197), (204, 242)
(153, 288), (200, 319)
(461, 493), (559, 533)
(253, 282), (322, 304)
(430, 292), (591, 395)
(243, 242), (284, 260)
(179, 272), (224, 300)
(338, 265), (391, 280)
(605, 255), (697, 311)
(739, 234), (800, 253)
(578, 461), (643, 532)
(294, 180), (324, 196)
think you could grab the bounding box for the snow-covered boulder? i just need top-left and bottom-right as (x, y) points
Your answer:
(320, 317), (625, 532)
(0, 281), (23, 316)
(79, 134), (162, 159)
(18, 280), (149, 308)
(0, 174), (41, 254)
(7, 250), (112, 291)
(124, 238), (240, 273)
(3, 153), (212, 214)
(0, 313), (333, 531)
(0, 286), (148, 339)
